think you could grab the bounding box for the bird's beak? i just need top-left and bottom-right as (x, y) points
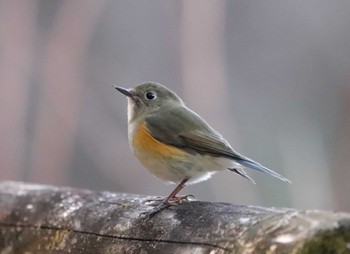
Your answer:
(113, 85), (133, 98)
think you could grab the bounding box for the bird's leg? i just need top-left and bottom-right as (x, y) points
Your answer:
(140, 178), (188, 218)
(159, 178), (191, 205)
(143, 178), (194, 204)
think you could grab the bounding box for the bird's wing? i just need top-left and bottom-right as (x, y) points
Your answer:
(145, 106), (241, 159)
(145, 106), (290, 183)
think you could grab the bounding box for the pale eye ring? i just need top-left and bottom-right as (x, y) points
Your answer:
(145, 91), (157, 100)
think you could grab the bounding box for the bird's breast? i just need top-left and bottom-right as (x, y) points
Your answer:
(128, 122), (193, 183)
(130, 122), (187, 160)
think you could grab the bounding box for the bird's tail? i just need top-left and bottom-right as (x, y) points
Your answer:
(228, 168), (256, 184)
(237, 159), (291, 183)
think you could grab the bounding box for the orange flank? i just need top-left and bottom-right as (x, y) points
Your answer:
(133, 123), (187, 158)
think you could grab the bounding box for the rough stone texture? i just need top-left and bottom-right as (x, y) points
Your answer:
(0, 181), (350, 253)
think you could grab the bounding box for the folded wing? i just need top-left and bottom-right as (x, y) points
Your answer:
(145, 106), (290, 183)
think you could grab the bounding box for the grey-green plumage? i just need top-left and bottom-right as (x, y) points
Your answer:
(145, 104), (290, 183)
(115, 81), (290, 217)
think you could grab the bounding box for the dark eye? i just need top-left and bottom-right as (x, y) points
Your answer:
(145, 91), (157, 100)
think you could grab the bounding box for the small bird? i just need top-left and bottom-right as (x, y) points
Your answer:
(114, 82), (290, 216)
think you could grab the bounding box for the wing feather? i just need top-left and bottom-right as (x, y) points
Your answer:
(145, 106), (290, 183)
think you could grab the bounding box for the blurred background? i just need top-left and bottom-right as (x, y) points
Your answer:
(1, 0), (350, 211)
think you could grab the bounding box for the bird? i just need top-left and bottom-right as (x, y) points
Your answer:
(114, 82), (290, 216)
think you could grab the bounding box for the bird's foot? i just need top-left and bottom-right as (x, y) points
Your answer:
(139, 194), (195, 219)
(139, 201), (170, 219)
(167, 194), (195, 205)
(143, 194), (195, 206)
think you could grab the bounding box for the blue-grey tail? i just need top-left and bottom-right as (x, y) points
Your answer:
(237, 159), (291, 183)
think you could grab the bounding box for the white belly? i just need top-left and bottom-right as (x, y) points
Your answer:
(134, 148), (237, 185)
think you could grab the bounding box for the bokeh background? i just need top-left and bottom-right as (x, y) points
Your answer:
(1, 0), (350, 211)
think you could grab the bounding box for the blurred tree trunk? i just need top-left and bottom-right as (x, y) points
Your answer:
(180, 0), (256, 203)
(29, 1), (105, 184)
(0, 0), (38, 180)
(181, 0), (228, 123)
(333, 82), (350, 211)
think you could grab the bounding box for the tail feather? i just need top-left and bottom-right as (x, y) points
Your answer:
(228, 168), (256, 184)
(237, 159), (291, 183)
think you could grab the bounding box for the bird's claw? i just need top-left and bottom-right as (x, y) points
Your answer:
(143, 194), (195, 206)
(168, 194), (195, 205)
(139, 202), (170, 219)
(139, 194), (196, 218)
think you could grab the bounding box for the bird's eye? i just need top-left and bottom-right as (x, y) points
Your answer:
(145, 91), (157, 100)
